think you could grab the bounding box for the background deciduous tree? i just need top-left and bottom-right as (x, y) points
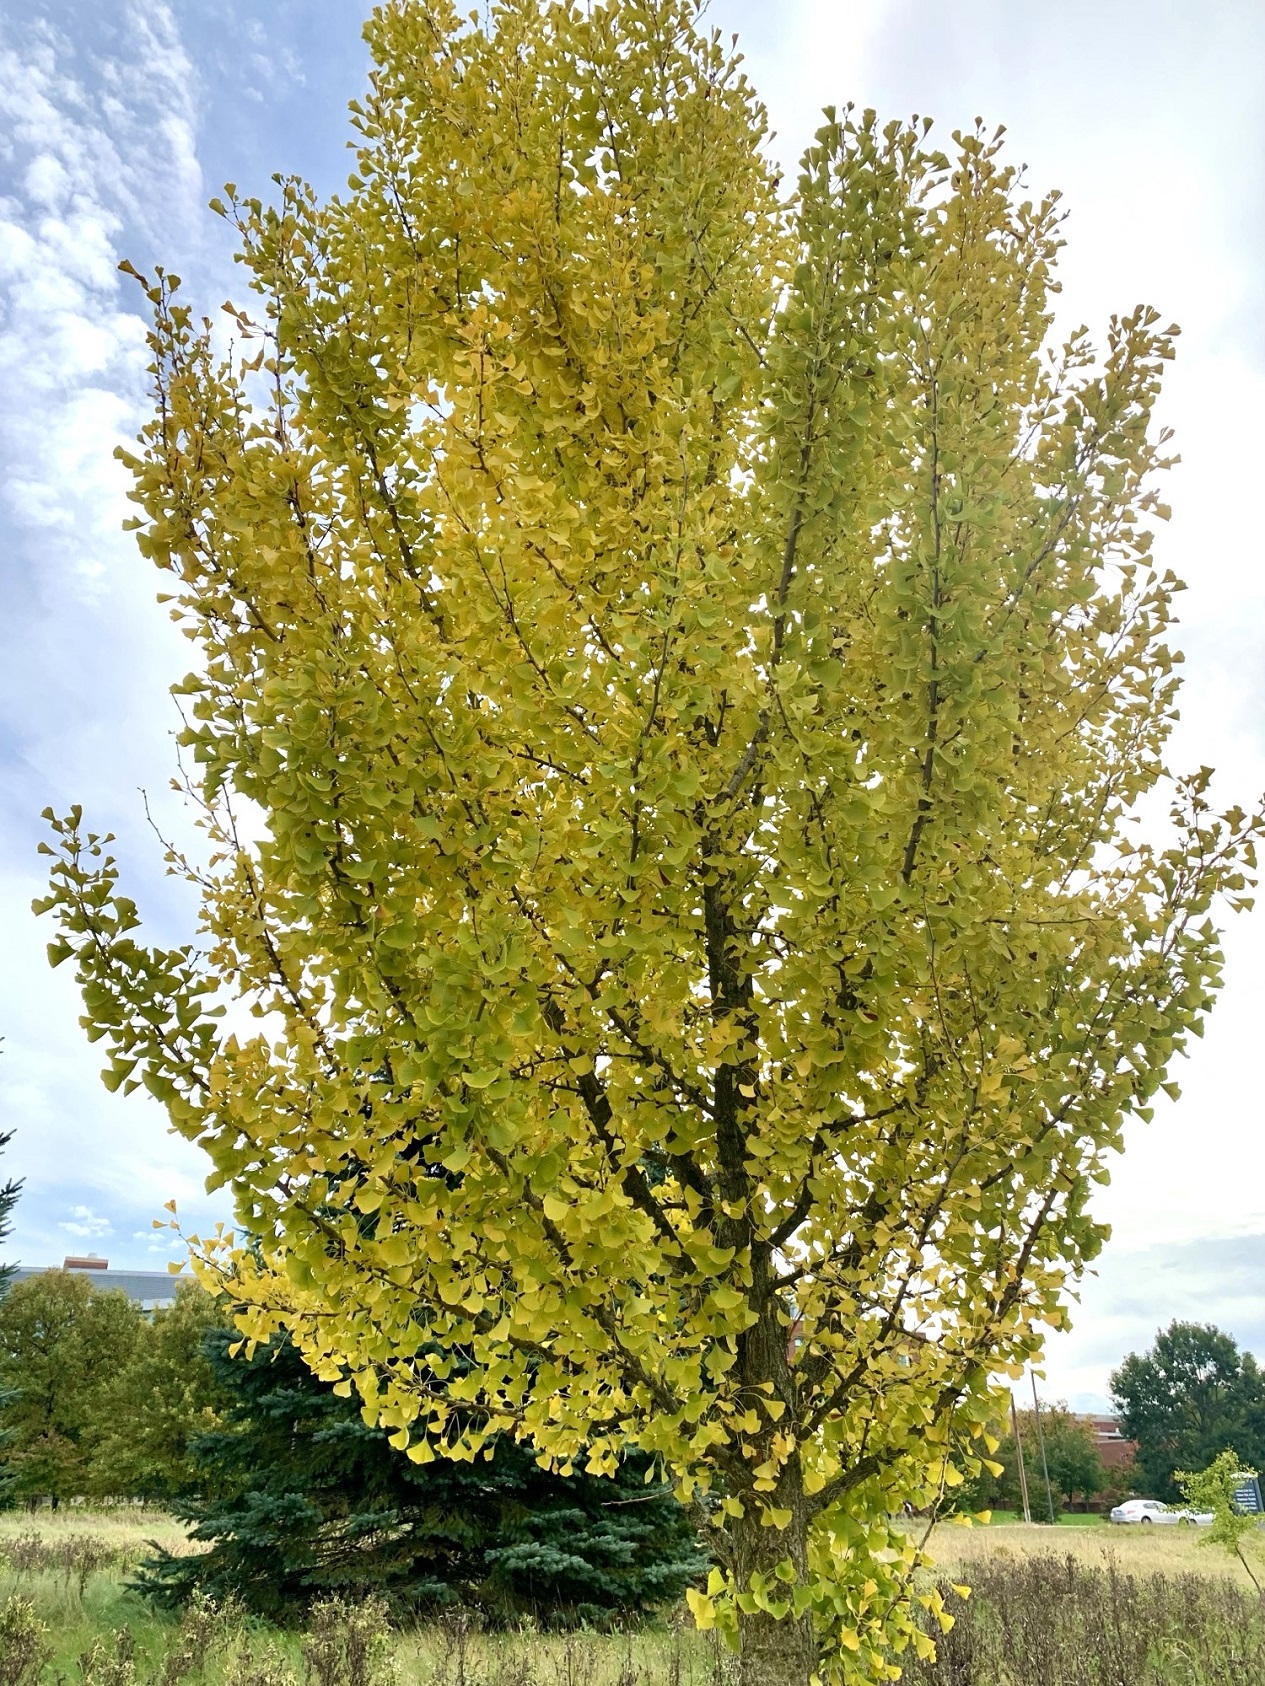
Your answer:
(1112, 1322), (1265, 1502)
(84, 1280), (231, 1503)
(0, 1121), (23, 1508)
(0, 1271), (145, 1505)
(36, 0), (1262, 1679)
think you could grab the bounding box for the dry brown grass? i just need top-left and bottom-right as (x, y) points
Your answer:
(395, 1615), (729, 1686)
(0, 1505), (191, 1556)
(926, 1518), (1263, 1589)
(904, 1551), (1265, 1686)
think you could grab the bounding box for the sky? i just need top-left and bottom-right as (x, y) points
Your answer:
(0, 0), (1262, 1411)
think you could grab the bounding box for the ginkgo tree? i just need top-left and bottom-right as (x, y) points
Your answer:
(37, 2), (1261, 1681)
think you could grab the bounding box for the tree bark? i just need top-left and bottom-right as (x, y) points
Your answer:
(729, 1291), (817, 1686)
(731, 1469), (816, 1686)
(737, 1611), (816, 1686)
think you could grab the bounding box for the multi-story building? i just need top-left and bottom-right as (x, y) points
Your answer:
(11, 1253), (180, 1311)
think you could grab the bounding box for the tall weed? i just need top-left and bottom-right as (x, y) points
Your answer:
(905, 1552), (1265, 1685)
(301, 1597), (394, 1686)
(78, 1626), (138, 1686)
(225, 1638), (298, 1686)
(0, 1595), (52, 1686)
(158, 1590), (244, 1686)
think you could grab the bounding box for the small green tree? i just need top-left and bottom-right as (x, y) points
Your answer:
(0, 1271), (145, 1503)
(85, 1281), (231, 1502)
(1176, 1450), (1265, 1592)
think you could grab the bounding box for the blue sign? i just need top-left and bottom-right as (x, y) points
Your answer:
(1231, 1475), (1263, 1515)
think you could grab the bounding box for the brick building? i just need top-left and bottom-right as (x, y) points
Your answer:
(1076, 1412), (1138, 1472)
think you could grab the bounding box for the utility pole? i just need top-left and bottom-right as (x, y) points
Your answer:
(1010, 1391), (1032, 1524)
(1030, 1370), (1057, 1524)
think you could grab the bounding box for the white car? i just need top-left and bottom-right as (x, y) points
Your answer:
(1109, 1498), (1214, 1526)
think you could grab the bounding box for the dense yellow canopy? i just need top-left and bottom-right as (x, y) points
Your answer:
(39, 4), (1260, 1680)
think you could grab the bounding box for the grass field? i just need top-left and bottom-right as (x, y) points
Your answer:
(4, 1507), (1265, 1683)
(0, 1506), (190, 1554)
(0, 1508), (195, 1683)
(976, 1510), (1107, 1527)
(0, 1508), (727, 1686)
(928, 1515), (1265, 1589)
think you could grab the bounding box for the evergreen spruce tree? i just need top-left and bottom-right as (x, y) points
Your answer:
(140, 1327), (704, 1624)
(0, 1125), (20, 1300)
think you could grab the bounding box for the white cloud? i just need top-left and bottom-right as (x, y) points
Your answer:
(58, 1204), (112, 1239)
(0, 7), (201, 557)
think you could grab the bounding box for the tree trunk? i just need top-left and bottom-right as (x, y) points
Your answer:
(731, 1464), (816, 1686)
(737, 1595), (816, 1686)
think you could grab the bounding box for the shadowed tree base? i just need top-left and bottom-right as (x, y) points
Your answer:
(738, 1608), (817, 1686)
